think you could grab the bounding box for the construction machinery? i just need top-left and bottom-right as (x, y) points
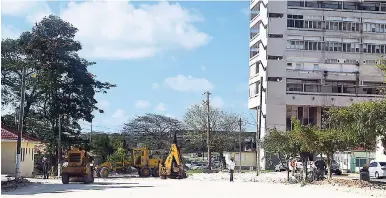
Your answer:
(159, 132), (187, 179)
(96, 148), (162, 178)
(61, 147), (94, 184)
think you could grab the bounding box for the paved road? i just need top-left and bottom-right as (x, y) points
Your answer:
(1, 177), (383, 198)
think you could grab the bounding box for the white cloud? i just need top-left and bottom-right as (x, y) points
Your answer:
(164, 74), (214, 92)
(135, 100), (151, 109)
(58, 1), (211, 60)
(1, 25), (21, 39)
(107, 108), (129, 125)
(1, 0), (52, 24)
(155, 103), (167, 112)
(201, 65), (206, 72)
(97, 100), (110, 110)
(211, 96), (224, 108)
(152, 82), (160, 89)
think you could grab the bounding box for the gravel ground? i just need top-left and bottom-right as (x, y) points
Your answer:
(1, 173), (385, 198)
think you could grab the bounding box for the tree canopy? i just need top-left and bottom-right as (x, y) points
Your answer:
(122, 113), (184, 150)
(1, 15), (115, 156)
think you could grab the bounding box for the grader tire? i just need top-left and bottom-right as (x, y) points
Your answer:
(62, 174), (69, 184)
(100, 167), (109, 178)
(152, 168), (159, 177)
(141, 167), (152, 177)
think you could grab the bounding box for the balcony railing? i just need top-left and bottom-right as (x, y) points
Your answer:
(286, 83), (385, 97)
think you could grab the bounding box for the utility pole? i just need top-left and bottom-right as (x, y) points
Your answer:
(58, 115), (62, 177)
(15, 66), (26, 180)
(90, 120), (93, 143)
(256, 76), (264, 176)
(203, 91), (212, 170)
(238, 117), (242, 173)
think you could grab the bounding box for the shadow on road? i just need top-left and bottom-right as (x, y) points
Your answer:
(2, 182), (153, 195)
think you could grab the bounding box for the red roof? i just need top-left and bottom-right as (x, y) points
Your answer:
(1, 127), (40, 142)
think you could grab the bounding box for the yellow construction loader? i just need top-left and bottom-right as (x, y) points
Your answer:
(96, 148), (162, 178)
(61, 147), (94, 184)
(159, 132), (187, 179)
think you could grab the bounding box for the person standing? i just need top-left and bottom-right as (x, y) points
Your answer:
(229, 158), (235, 182)
(42, 156), (49, 179)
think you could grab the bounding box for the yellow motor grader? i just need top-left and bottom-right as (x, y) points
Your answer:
(96, 148), (162, 178)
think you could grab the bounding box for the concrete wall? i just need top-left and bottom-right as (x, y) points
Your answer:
(1, 141), (38, 178)
(224, 152), (257, 169)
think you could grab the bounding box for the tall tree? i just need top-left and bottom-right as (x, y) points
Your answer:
(1, 15), (116, 161)
(184, 104), (246, 164)
(122, 113), (184, 150)
(262, 128), (300, 181)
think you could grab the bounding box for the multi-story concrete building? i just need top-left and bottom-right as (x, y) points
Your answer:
(248, 0), (386, 169)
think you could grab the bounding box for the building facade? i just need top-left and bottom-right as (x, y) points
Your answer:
(1, 127), (41, 177)
(248, 0), (386, 169)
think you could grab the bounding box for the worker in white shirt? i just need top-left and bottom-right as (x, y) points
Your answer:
(229, 158), (235, 182)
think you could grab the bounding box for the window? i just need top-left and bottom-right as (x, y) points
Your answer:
(369, 162), (377, 167)
(287, 1), (304, 7)
(305, 1), (319, 8)
(380, 162), (386, 166)
(250, 46), (259, 58)
(313, 64), (319, 70)
(268, 77), (282, 82)
(268, 13), (284, 18)
(343, 2), (357, 10)
(21, 148), (25, 162)
(287, 15), (304, 28)
(360, 3), (379, 11)
(268, 34), (283, 38)
(322, 1), (342, 9)
(268, 56), (283, 60)
(355, 158), (367, 167)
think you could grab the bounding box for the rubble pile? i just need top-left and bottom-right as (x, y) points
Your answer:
(1, 178), (31, 192)
(315, 178), (386, 190)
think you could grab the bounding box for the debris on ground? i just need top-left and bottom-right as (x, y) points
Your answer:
(314, 178), (386, 190)
(186, 172), (287, 183)
(1, 178), (32, 192)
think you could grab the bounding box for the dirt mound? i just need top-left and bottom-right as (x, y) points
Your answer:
(314, 178), (386, 190)
(1, 178), (31, 192)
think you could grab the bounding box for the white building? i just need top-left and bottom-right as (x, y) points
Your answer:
(248, 0), (386, 169)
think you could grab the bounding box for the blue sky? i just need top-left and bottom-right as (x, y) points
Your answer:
(1, 1), (256, 132)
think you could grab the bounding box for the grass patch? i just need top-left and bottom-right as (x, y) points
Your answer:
(186, 169), (204, 174)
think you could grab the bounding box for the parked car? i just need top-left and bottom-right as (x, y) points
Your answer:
(329, 160), (342, 175)
(191, 162), (206, 170)
(369, 160), (386, 179)
(275, 163), (287, 172)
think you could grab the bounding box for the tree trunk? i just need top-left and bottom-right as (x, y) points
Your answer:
(303, 158), (308, 182)
(287, 169), (290, 182)
(326, 154), (332, 180)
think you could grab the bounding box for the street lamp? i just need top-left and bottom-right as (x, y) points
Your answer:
(58, 114), (67, 177)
